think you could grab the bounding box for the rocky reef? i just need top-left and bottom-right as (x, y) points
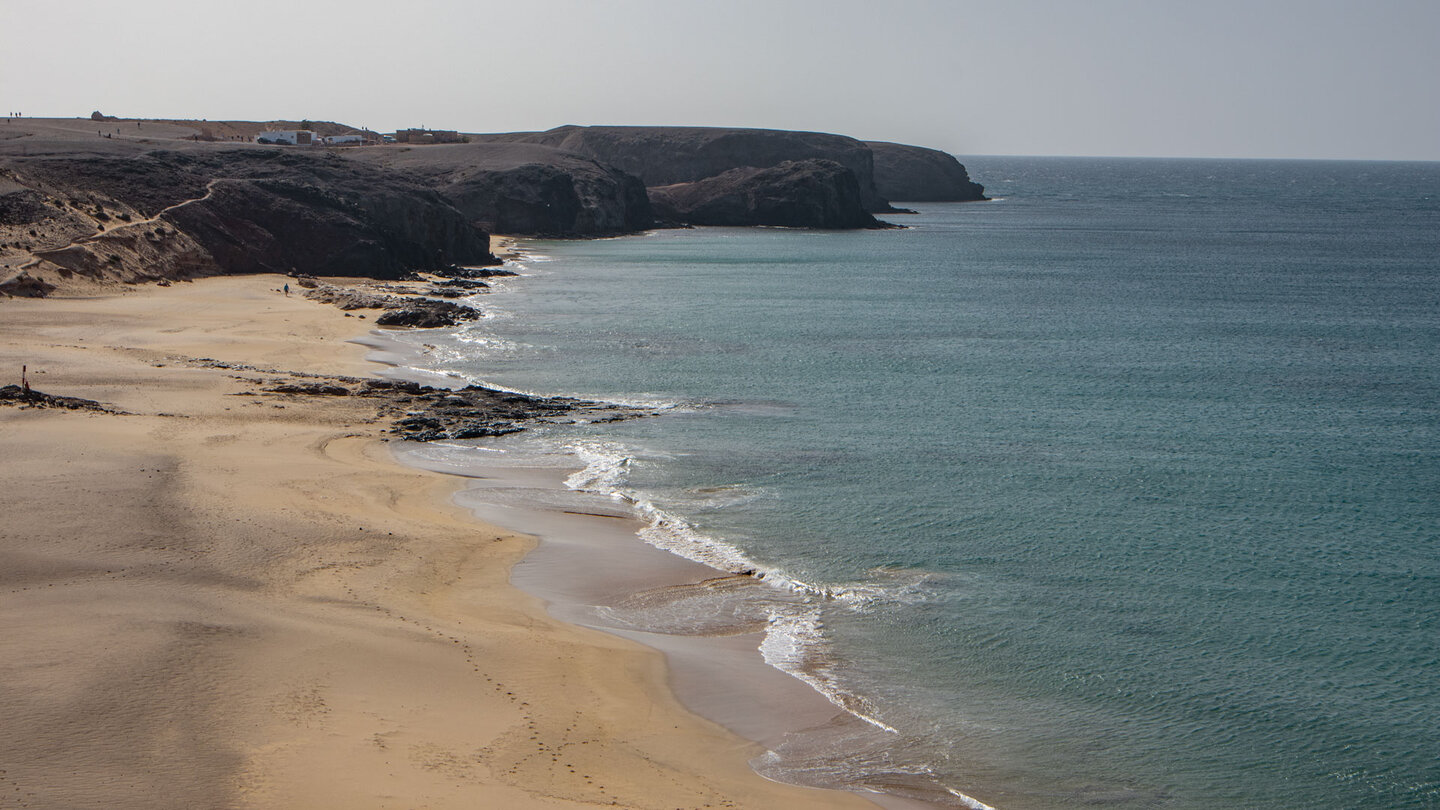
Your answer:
(299, 278), (483, 327)
(649, 159), (887, 229)
(865, 141), (987, 202)
(258, 375), (643, 442)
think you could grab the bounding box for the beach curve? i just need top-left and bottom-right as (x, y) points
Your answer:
(0, 273), (879, 809)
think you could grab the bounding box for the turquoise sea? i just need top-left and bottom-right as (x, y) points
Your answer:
(388, 157), (1440, 808)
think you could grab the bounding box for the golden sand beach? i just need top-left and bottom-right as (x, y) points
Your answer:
(0, 272), (876, 809)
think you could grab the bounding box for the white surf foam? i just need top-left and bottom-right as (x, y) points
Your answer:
(946, 787), (999, 810)
(758, 606), (899, 734)
(556, 438), (943, 739)
(559, 439), (940, 609)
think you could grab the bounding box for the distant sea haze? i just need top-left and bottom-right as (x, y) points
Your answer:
(388, 156), (1440, 809)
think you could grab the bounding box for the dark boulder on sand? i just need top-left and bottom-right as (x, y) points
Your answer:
(374, 300), (480, 328)
(0, 384), (115, 411)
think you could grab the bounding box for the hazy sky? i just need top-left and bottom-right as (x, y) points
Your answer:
(3, 0), (1437, 160)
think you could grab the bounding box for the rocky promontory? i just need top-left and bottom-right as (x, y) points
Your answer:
(478, 125), (901, 214)
(865, 141), (988, 202)
(649, 159), (887, 229)
(351, 141), (653, 237)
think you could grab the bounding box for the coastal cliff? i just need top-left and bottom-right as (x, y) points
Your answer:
(1, 117), (990, 296)
(350, 142), (653, 237)
(478, 125), (900, 214)
(1, 127), (495, 293)
(649, 159), (886, 229)
(864, 141), (987, 202)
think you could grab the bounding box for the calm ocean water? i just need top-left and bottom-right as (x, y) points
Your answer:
(390, 157), (1440, 808)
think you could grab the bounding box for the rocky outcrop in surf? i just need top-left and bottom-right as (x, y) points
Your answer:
(258, 375), (641, 442)
(300, 279), (482, 327)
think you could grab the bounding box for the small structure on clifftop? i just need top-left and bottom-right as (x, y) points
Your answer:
(255, 129), (315, 145)
(392, 128), (463, 144)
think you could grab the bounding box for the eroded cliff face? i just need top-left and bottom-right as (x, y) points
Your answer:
(351, 142), (654, 238)
(864, 141), (987, 202)
(2, 149), (495, 291)
(648, 160), (887, 229)
(440, 162), (652, 236)
(481, 126), (900, 214)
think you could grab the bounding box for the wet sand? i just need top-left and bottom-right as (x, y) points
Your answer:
(389, 382), (954, 810)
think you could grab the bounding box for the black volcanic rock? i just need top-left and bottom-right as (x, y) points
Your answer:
(354, 379), (591, 442)
(351, 142), (653, 237)
(162, 177), (481, 278)
(0, 384), (115, 411)
(0, 188), (51, 225)
(9, 149), (496, 282)
(300, 280), (481, 327)
(479, 126), (900, 214)
(865, 141), (987, 202)
(374, 300), (480, 328)
(648, 160), (887, 229)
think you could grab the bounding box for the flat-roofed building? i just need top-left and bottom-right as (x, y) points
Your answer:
(255, 129), (315, 145)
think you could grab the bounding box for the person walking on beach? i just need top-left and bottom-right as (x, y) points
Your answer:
(283, 283), (290, 296)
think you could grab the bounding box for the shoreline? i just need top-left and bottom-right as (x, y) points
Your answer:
(0, 273), (878, 809)
(367, 239), (985, 810)
(395, 439), (955, 810)
(342, 302), (947, 808)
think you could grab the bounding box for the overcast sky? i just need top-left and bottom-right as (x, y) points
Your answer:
(3, 0), (1437, 160)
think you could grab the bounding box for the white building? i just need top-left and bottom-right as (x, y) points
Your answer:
(255, 130), (315, 145)
(323, 134), (364, 146)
